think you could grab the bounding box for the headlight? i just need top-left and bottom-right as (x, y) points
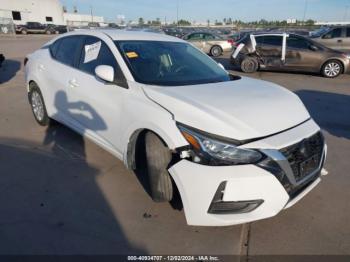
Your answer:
(177, 123), (263, 166)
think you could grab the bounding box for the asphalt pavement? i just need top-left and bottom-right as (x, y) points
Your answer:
(0, 34), (349, 257)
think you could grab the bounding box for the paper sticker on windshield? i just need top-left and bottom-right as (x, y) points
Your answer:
(126, 52), (138, 58)
(84, 41), (101, 63)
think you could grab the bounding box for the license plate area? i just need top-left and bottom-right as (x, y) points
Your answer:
(298, 154), (320, 181)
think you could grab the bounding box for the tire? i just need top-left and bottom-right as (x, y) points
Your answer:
(210, 45), (222, 57)
(21, 30), (27, 35)
(240, 57), (258, 73)
(29, 83), (50, 126)
(45, 30), (51, 35)
(321, 60), (343, 78)
(145, 132), (173, 202)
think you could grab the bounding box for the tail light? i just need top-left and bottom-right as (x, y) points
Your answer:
(24, 57), (28, 66)
(227, 39), (236, 46)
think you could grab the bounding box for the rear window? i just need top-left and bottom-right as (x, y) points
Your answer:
(49, 39), (61, 57)
(55, 36), (82, 66)
(255, 36), (283, 46)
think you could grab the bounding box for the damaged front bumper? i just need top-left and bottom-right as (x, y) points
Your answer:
(168, 119), (327, 226)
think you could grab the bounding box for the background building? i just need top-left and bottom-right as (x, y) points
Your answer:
(0, 0), (104, 25)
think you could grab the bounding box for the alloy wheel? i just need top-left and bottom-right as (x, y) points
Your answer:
(31, 91), (45, 121)
(324, 62), (341, 77)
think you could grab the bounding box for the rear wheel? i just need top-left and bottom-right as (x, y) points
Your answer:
(145, 132), (173, 202)
(29, 83), (50, 126)
(45, 30), (52, 35)
(240, 57), (258, 73)
(21, 29), (27, 35)
(210, 45), (222, 57)
(322, 60), (342, 78)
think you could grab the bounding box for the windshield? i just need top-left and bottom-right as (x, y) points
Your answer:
(115, 41), (230, 86)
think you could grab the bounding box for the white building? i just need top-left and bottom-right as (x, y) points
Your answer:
(0, 0), (104, 25)
(64, 13), (104, 27)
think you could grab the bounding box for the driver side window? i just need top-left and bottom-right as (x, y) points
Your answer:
(323, 28), (342, 39)
(188, 33), (203, 40)
(78, 36), (125, 82)
(287, 36), (310, 49)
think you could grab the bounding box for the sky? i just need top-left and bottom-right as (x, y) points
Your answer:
(60, 0), (350, 23)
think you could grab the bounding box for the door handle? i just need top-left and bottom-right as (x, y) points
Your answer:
(68, 79), (79, 88)
(337, 39), (343, 43)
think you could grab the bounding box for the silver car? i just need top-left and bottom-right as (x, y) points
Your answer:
(310, 26), (350, 51)
(183, 32), (233, 57)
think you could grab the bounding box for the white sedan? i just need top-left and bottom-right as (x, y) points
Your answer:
(25, 30), (327, 226)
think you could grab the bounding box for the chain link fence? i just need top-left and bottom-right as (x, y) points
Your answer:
(0, 17), (15, 35)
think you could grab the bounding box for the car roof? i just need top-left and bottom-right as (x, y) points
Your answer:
(60, 29), (184, 42)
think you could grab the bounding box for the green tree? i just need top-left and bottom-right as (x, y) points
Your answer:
(178, 19), (191, 26)
(305, 19), (315, 26)
(138, 17), (144, 25)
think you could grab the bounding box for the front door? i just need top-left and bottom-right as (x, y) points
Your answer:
(319, 27), (343, 50)
(285, 35), (322, 72)
(67, 36), (127, 155)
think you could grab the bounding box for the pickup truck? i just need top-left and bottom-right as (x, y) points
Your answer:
(15, 22), (58, 35)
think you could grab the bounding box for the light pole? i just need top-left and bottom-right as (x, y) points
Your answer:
(176, 0), (179, 27)
(90, 5), (93, 22)
(302, 0), (308, 25)
(344, 5), (349, 22)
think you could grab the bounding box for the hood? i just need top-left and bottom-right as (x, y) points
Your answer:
(143, 77), (310, 141)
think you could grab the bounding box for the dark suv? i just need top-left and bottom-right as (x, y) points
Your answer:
(16, 22), (58, 35)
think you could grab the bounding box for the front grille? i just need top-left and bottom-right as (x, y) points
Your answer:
(280, 132), (324, 182)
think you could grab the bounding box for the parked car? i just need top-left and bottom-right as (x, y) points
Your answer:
(15, 22), (58, 35)
(231, 33), (350, 78)
(50, 25), (68, 34)
(25, 30), (327, 226)
(183, 32), (233, 57)
(310, 26), (350, 51)
(227, 31), (252, 43)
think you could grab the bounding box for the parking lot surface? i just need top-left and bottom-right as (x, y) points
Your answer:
(0, 35), (349, 256)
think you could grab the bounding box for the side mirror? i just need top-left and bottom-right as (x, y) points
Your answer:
(309, 45), (318, 51)
(95, 65), (114, 82)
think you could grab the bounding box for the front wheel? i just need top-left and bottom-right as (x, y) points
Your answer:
(322, 60), (343, 78)
(145, 132), (173, 202)
(29, 83), (50, 126)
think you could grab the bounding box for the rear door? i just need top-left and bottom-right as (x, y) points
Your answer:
(45, 35), (85, 126)
(186, 33), (205, 50)
(255, 35), (283, 68)
(285, 35), (323, 72)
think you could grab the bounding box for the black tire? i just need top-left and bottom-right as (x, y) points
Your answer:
(240, 57), (258, 73)
(21, 30), (27, 35)
(45, 30), (52, 35)
(210, 45), (222, 57)
(145, 132), (173, 202)
(321, 60), (343, 78)
(29, 83), (50, 126)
